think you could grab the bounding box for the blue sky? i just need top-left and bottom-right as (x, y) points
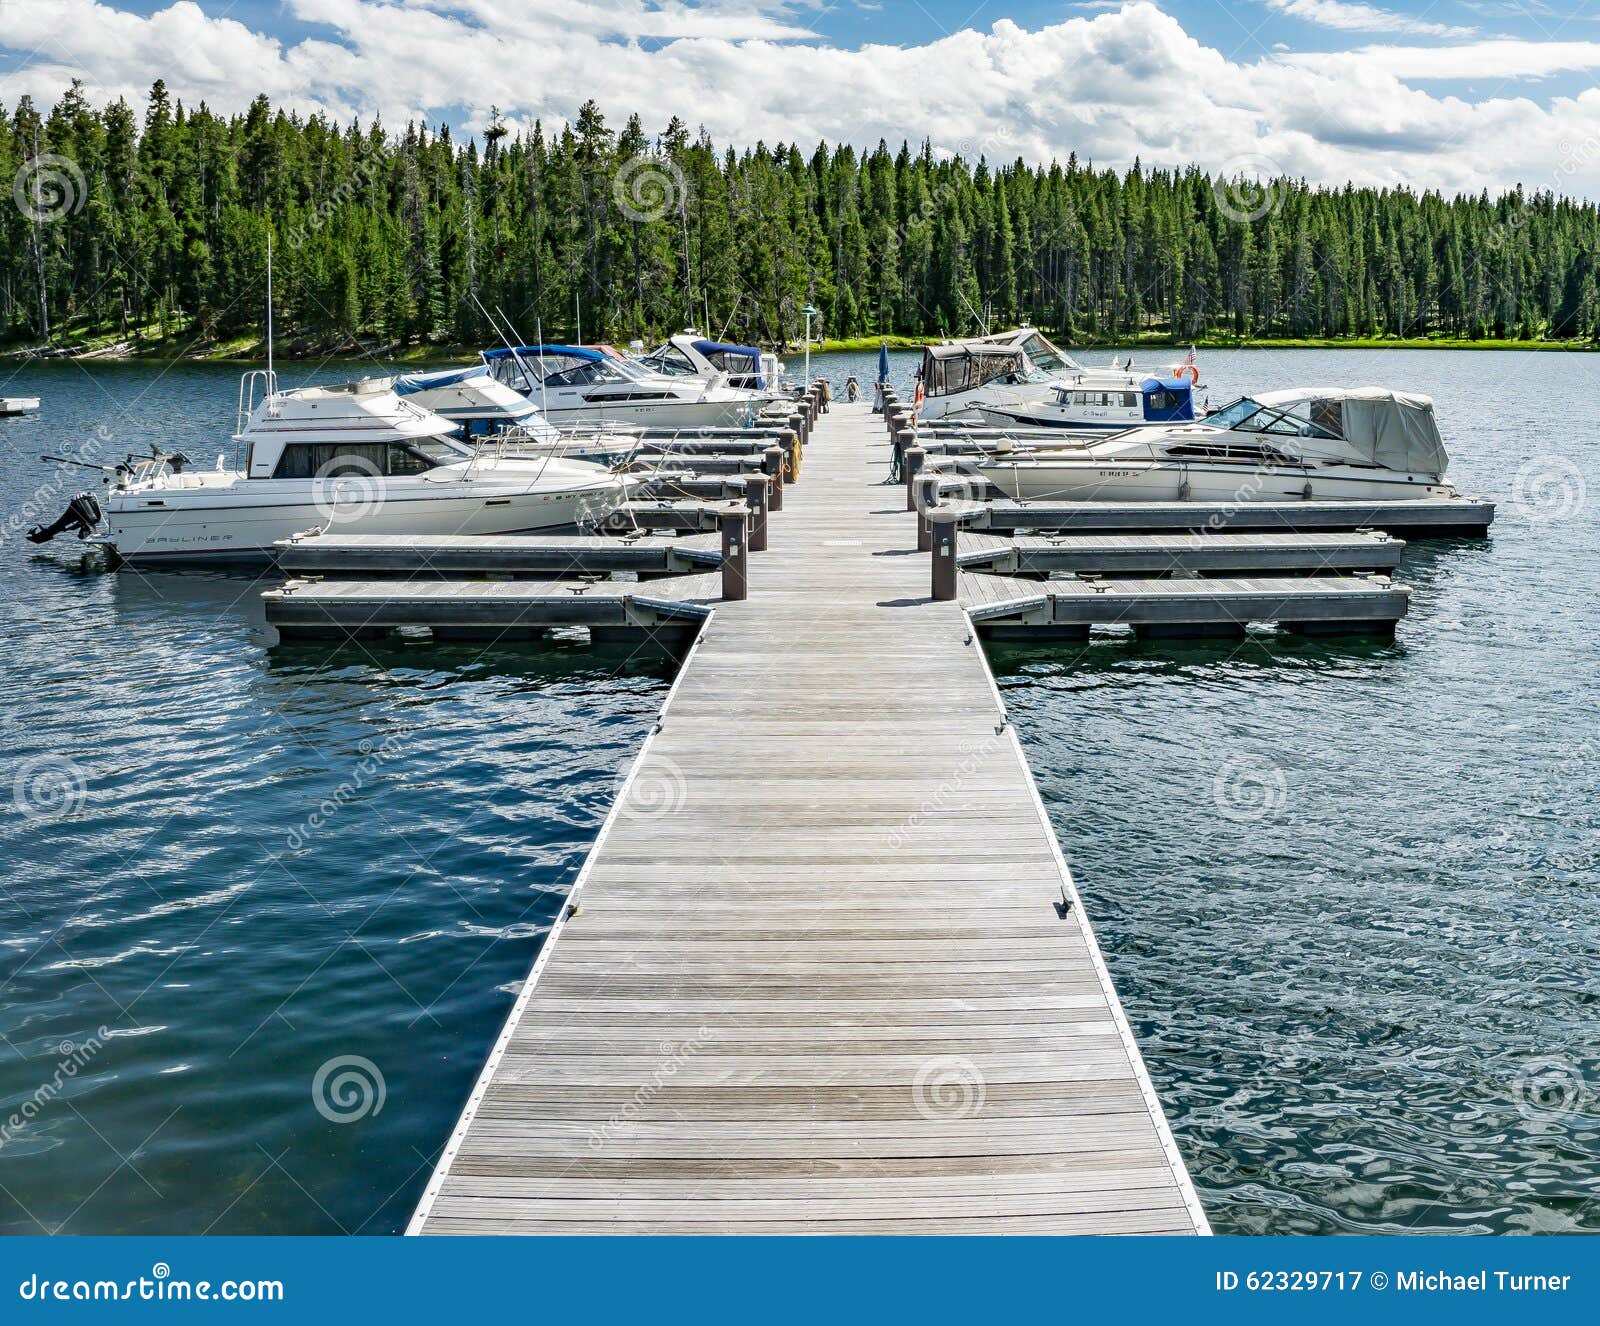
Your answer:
(5, 1), (1600, 198)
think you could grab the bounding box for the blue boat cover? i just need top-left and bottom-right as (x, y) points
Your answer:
(1140, 376), (1195, 423)
(481, 345), (605, 362)
(394, 366), (486, 393)
(692, 339), (760, 360)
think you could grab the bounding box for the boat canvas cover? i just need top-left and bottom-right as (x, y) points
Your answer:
(921, 341), (1027, 398)
(1256, 387), (1448, 478)
(394, 366), (484, 393)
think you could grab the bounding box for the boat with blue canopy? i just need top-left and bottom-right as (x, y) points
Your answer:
(973, 375), (1196, 431)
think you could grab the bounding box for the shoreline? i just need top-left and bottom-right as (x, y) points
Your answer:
(4, 334), (1594, 367)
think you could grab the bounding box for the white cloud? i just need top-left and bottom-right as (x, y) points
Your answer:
(1, 0), (1598, 200)
(1265, 0), (1475, 40)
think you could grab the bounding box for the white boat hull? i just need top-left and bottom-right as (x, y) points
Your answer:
(978, 460), (1453, 504)
(103, 479), (628, 562)
(0, 396), (41, 415)
(540, 398), (754, 430)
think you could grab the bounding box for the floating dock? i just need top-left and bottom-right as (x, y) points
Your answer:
(957, 530), (1405, 576)
(275, 531), (722, 577)
(407, 399), (1210, 1235)
(970, 495), (1494, 539)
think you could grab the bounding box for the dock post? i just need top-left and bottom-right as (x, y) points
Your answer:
(743, 476), (770, 553)
(787, 410), (807, 448)
(893, 427), (915, 482)
(720, 505), (749, 601)
(818, 379), (832, 411)
(916, 474), (941, 552)
(931, 510), (960, 602)
(903, 446), (926, 511)
(762, 446), (785, 511)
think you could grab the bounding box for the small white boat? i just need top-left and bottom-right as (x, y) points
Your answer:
(1, 396), (41, 416)
(393, 366), (638, 465)
(640, 332), (786, 396)
(915, 329), (1196, 422)
(976, 387), (1456, 504)
(973, 376), (1196, 432)
(482, 344), (768, 429)
(72, 374), (628, 564)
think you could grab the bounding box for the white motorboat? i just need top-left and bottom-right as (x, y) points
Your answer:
(976, 387), (1457, 503)
(915, 329), (1197, 422)
(640, 332), (786, 396)
(63, 374), (628, 564)
(972, 375), (1196, 432)
(394, 366), (639, 466)
(482, 344), (767, 429)
(1, 396), (41, 416)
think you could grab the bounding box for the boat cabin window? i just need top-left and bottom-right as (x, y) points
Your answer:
(1145, 390), (1183, 411)
(1163, 440), (1302, 466)
(271, 442), (440, 479)
(1203, 396), (1340, 440)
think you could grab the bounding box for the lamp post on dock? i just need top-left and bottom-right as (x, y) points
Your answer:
(802, 304), (820, 389)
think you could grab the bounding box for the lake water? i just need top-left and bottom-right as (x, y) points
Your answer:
(1, 347), (1595, 1235)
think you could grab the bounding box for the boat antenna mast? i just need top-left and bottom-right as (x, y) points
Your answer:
(957, 287), (990, 338)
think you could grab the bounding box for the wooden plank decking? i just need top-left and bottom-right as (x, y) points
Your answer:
(408, 400), (1207, 1236)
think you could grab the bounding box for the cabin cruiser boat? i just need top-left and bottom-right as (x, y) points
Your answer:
(976, 387), (1455, 503)
(640, 332), (786, 395)
(1, 396), (41, 416)
(74, 374), (629, 564)
(482, 345), (768, 429)
(915, 329), (1196, 422)
(394, 366), (638, 465)
(973, 376), (1195, 432)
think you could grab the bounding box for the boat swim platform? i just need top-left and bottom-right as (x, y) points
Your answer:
(960, 494), (1494, 539)
(957, 530), (1405, 577)
(408, 398), (1210, 1236)
(274, 530), (723, 578)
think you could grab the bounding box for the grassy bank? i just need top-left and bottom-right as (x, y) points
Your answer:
(8, 326), (1597, 364)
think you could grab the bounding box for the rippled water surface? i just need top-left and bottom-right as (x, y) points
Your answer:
(0, 360), (671, 1233)
(1, 349), (1596, 1235)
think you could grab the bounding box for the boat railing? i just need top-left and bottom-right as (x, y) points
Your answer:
(237, 369), (279, 435)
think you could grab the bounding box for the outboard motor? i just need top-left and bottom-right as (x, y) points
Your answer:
(27, 492), (103, 544)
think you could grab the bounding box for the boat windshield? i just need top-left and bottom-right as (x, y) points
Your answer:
(1018, 332), (1081, 375)
(1202, 397), (1342, 440)
(543, 359), (638, 388)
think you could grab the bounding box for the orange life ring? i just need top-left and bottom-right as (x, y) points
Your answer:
(1177, 364), (1200, 386)
(913, 381), (925, 410)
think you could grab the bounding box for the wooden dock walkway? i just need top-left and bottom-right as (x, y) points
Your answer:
(408, 400), (1208, 1236)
